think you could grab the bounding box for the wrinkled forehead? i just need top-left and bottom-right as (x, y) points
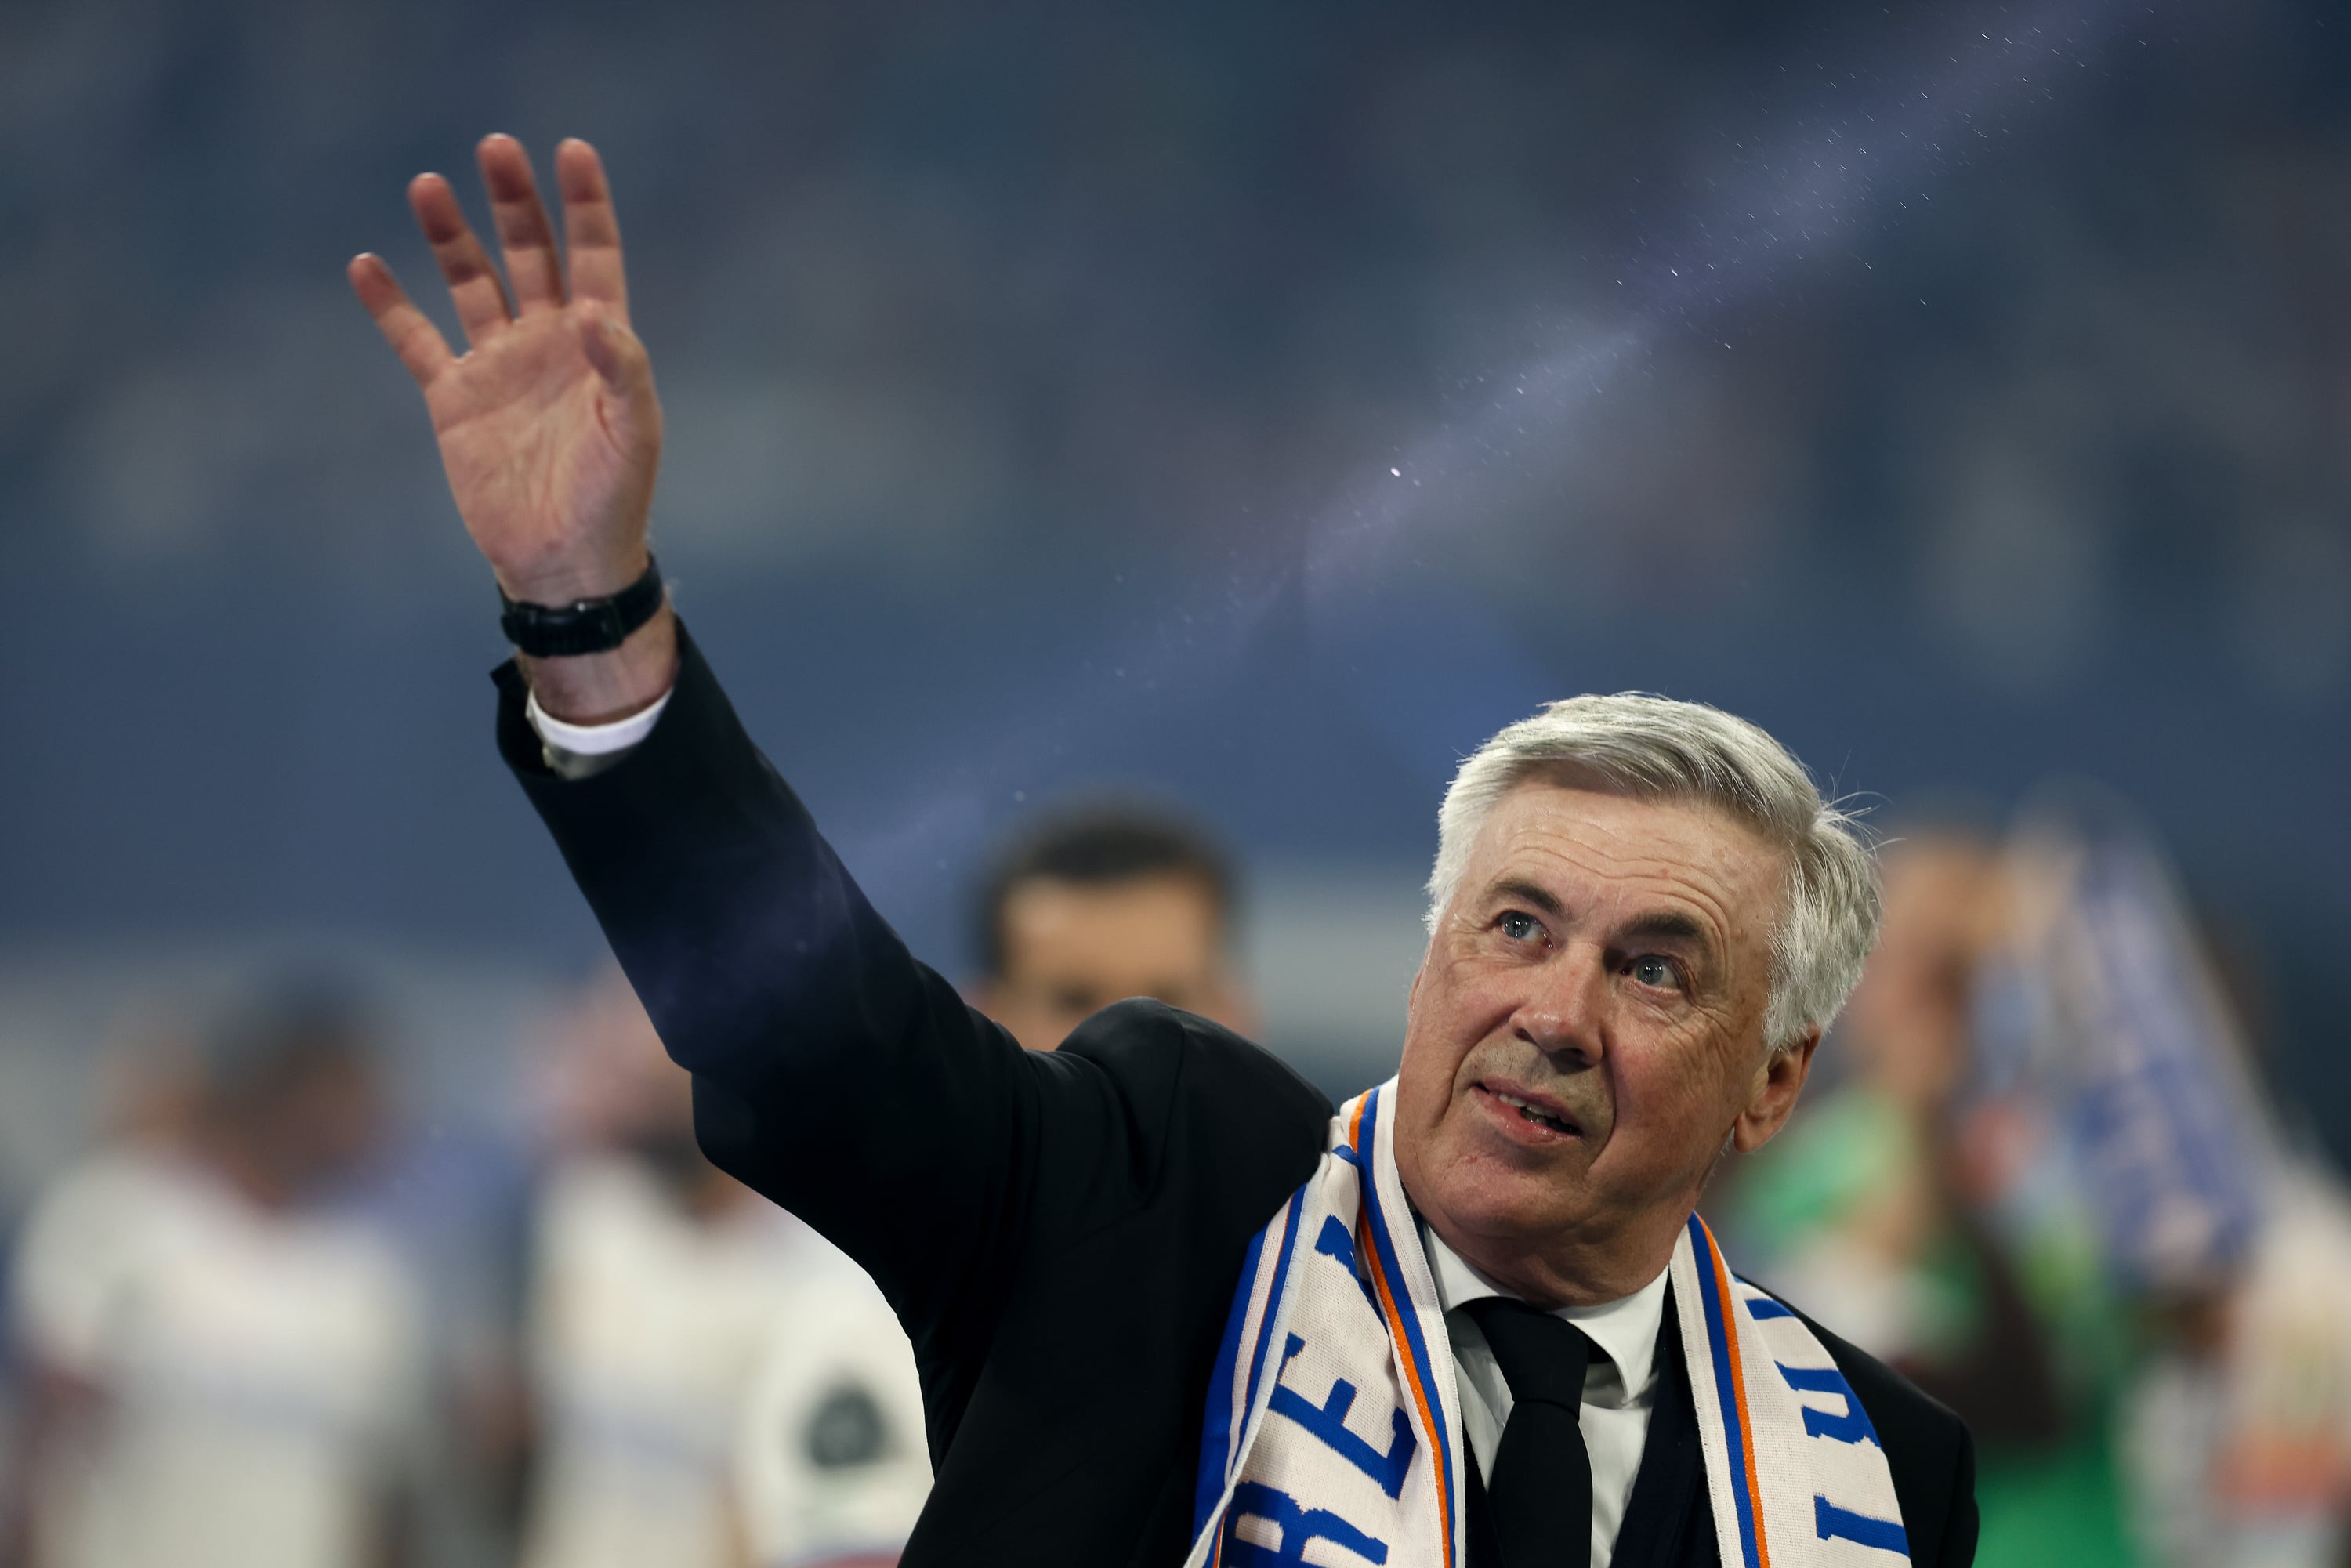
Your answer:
(1465, 774), (1790, 937)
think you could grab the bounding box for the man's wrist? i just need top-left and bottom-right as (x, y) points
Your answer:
(518, 601), (679, 725)
(500, 554), (666, 659)
(491, 542), (654, 607)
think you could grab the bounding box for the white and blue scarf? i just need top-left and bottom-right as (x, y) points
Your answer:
(1186, 1081), (1911, 1567)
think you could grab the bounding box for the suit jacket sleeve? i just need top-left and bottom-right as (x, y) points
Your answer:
(494, 621), (1190, 1367)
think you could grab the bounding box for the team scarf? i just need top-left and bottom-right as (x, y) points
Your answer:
(1186, 1081), (1911, 1567)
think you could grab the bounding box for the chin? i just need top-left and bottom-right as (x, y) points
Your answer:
(1426, 1159), (1572, 1246)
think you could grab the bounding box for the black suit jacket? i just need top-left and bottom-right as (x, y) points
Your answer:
(498, 621), (1976, 1567)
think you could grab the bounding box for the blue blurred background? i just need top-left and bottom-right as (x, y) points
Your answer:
(7, 0), (2347, 1117)
(3, 0), (2349, 1563)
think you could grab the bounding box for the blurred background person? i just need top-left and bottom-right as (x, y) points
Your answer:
(966, 801), (1255, 1053)
(726, 1253), (930, 1568)
(520, 969), (922, 1568)
(1724, 804), (2351, 1567)
(2123, 1155), (2351, 1568)
(2, 983), (424, 1568)
(1722, 831), (2129, 1562)
(2012, 809), (2351, 1568)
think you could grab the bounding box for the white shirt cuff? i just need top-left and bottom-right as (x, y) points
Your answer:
(524, 690), (672, 779)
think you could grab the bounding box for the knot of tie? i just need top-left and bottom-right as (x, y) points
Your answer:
(1465, 1295), (1595, 1410)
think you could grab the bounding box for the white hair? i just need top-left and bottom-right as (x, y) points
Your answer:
(1425, 693), (1879, 1056)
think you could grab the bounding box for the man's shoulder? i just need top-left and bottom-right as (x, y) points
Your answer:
(1058, 998), (1333, 1122)
(1779, 1302), (1961, 1439)
(1772, 1295), (1980, 1566)
(1053, 999), (1335, 1193)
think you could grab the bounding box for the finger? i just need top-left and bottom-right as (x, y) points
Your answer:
(347, 253), (455, 388)
(408, 172), (512, 347)
(477, 134), (566, 316)
(555, 139), (629, 319)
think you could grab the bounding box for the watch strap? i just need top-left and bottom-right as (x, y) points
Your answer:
(498, 555), (665, 657)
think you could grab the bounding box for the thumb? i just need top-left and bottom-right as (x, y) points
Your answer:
(578, 304), (654, 403)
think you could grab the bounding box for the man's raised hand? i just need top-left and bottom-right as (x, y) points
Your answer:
(350, 135), (661, 609)
(353, 135), (675, 719)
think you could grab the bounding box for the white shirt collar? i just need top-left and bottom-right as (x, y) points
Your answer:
(1418, 1221), (1670, 1406)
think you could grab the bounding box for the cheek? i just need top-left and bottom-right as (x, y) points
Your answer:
(1394, 1021), (1454, 1126)
(1415, 958), (1518, 1042)
(1617, 1023), (1741, 1132)
(1398, 976), (1477, 1122)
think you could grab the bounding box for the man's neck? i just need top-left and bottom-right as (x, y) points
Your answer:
(1415, 1208), (1686, 1310)
(1419, 1219), (1673, 1404)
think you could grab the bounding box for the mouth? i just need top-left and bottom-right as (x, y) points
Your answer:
(1470, 1080), (1583, 1140)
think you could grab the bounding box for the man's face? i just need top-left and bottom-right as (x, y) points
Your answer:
(1393, 779), (1813, 1305)
(1838, 838), (1997, 1114)
(979, 873), (1248, 1051)
(237, 1050), (386, 1204)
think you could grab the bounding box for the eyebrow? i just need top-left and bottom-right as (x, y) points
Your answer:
(1616, 910), (1726, 987)
(1489, 877), (1567, 920)
(1618, 910), (1712, 948)
(1486, 881), (1722, 966)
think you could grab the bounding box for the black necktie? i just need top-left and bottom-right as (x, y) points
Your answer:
(1466, 1297), (1596, 1568)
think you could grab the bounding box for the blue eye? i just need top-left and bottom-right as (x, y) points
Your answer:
(1631, 955), (1678, 989)
(1498, 911), (1543, 943)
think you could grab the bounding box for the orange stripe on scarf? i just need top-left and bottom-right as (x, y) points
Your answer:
(1697, 1215), (1772, 1568)
(1350, 1097), (1454, 1568)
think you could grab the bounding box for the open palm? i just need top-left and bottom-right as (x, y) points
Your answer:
(351, 136), (661, 604)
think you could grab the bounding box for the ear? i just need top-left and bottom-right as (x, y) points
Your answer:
(1730, 1030), (1819, 1153)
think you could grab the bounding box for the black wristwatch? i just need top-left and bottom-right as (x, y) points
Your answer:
(498, 555), (665, 657)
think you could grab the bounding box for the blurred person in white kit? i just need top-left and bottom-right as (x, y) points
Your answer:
(3, 986), (426, 1568)
(727, 804), (1255, 1567)
(518, 968), (924, 1568)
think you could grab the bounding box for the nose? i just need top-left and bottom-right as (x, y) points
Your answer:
(1512, 941), (1609, 1064)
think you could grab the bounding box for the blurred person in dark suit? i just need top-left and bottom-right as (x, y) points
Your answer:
(353, 132), (1976, 1567)
(3, 986), (424, 1568)
(966, 802), (1255, 1053)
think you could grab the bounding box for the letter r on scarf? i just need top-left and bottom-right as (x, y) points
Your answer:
(1227, 1481), (1391, 1565)
(1270, 1334), (1418, 1499)
(1777, 1362), (1877, 1445)
(1314, 1217), (1379, 1308)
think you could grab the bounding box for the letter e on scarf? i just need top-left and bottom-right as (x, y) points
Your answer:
(1268, 1334), (1417, 1500)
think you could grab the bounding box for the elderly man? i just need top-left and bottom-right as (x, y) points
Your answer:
(353, 136), (1975, 1568)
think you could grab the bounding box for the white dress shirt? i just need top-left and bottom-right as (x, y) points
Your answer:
(1422, 1224), (1669, 1568)
(523, 697), (1679, 1564)
(527, 689), (672, 778)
